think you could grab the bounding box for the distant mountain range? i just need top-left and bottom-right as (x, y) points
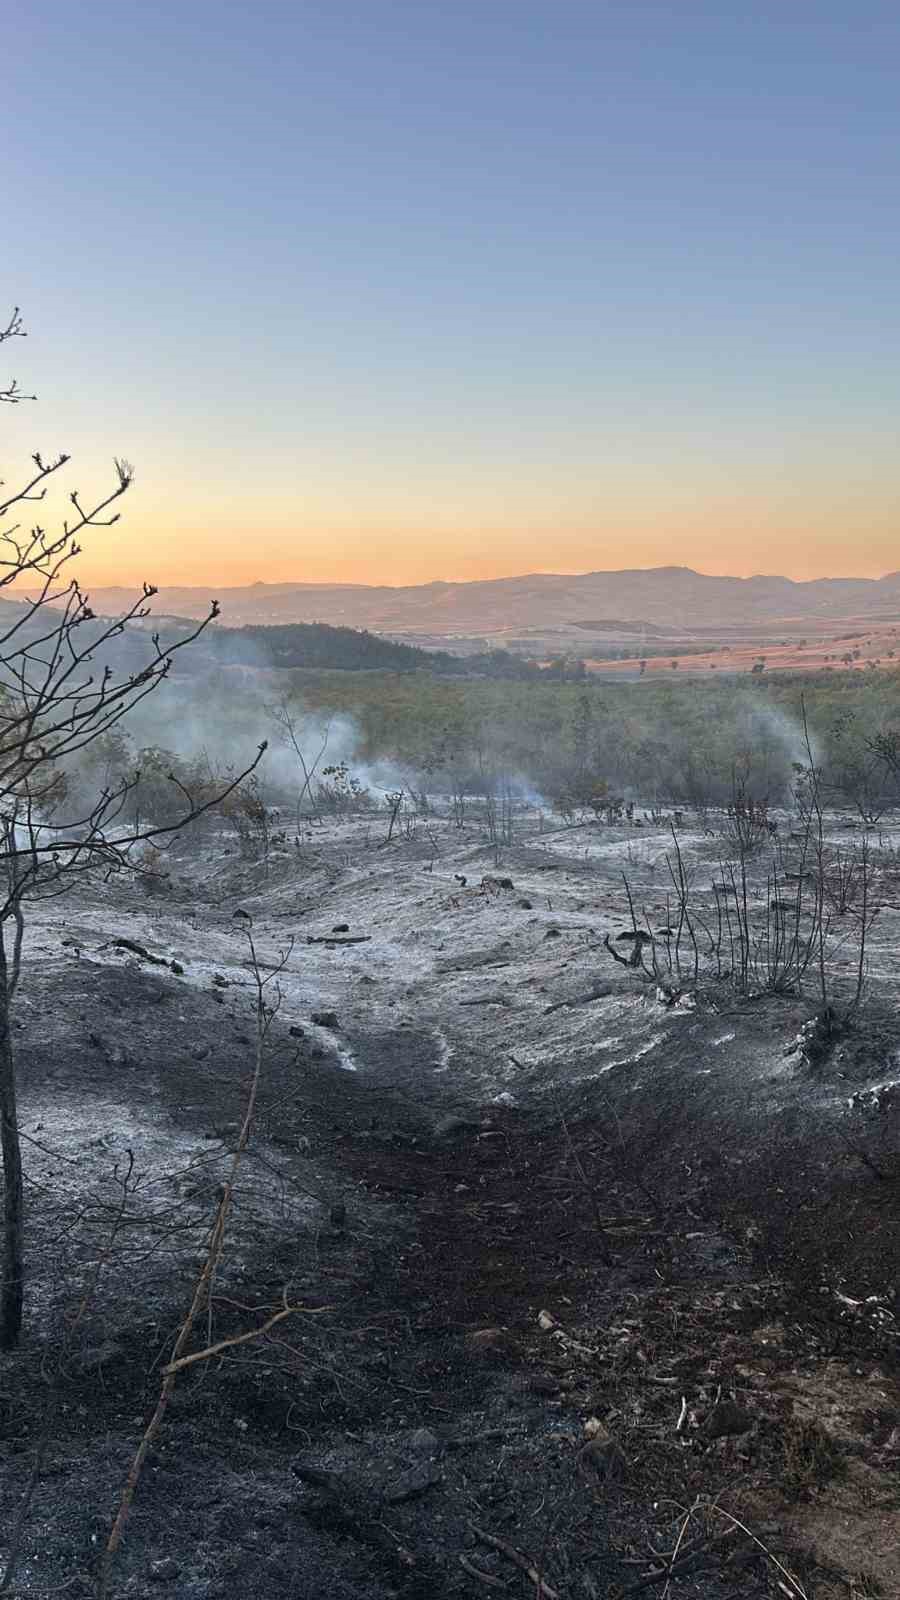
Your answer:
(74, 567), (900, 637)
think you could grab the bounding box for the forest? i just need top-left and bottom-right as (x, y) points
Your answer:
(71, 657), (900, 835)
(184, 618), (545, 679)
(269, 664), (900, 814)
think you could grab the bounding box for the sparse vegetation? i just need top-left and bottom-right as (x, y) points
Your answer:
(0, 312), (262, 1349)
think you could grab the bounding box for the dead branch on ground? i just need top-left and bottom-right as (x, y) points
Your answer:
(97, 924), (305, 1599)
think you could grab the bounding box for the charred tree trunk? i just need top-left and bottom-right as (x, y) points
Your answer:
(0, 923), (22, 1350)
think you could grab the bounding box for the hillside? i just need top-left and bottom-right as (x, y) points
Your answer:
(77, 567), (900, 634)
(194, 621), (541, 678)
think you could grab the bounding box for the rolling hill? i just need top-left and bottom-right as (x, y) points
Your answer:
(75, 567), (900, 636)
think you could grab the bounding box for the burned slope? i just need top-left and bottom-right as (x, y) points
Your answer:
(0, 816), (898, 1598)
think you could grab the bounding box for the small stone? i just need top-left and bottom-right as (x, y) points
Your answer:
(537, 1310), (557, 1331)
(384, 1459), (441, 1503)
(578, 1436), (626, 1482)
(434, 1114), (481, 1139)
(149, 1557), (180, 1582)
(704, 1400), (753, 1438)
(528, 1374), (560, 1396)
(311, 1011), (339, 1029)
(466, 1327), (512, 1352)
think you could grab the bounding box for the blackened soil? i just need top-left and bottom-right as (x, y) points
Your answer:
(0, 943), (898, 1600)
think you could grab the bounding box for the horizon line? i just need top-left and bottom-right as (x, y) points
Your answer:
(55, 563), (900, 594)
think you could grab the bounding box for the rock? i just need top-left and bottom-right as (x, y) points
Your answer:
(149, 1557), (181, 1582)
(578, 1435), (626, 1483)
(289, 1024), (304, 1038)
(434, 1114), (482, 1139)
(527, 1374), (560, 1396)
(212, 974), (229, 988)
(332, 923), (350, 933)
(384, 1459), (441, 1503)
(311, 1011), (339, 1029)
(292, 1460), (346, 1496)
(544, 927), (561, 939)
(465, 1327), (514, 1354)
(517, 898), (533, 909)
(191, 1043), (211, 1061)
(704, 1399), (754, 1438)
(170, 960), (185, 976)
(537, 1309), (557, 1331)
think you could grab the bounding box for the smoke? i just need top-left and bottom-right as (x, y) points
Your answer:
(44, 619), (841, 834)
(103, 664), (411, 808)
(731, 699), (820, 801)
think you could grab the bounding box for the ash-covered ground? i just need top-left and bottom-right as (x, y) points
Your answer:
(2, 807), (899, 1600)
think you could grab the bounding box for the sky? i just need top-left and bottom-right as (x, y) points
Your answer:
(5, 0), (900, 588)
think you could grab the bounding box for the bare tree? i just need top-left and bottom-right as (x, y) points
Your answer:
(0, 312), (263, 1348)
(271, 696), (332, 829)
(0, 306), (35, 406)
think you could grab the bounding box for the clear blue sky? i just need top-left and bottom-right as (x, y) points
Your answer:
(6, 1), (900, 585)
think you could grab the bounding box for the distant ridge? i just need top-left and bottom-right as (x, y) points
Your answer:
(74, 567), (900, 634)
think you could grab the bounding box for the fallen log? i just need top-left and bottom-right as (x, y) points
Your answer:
(110, 938), (183, 974)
